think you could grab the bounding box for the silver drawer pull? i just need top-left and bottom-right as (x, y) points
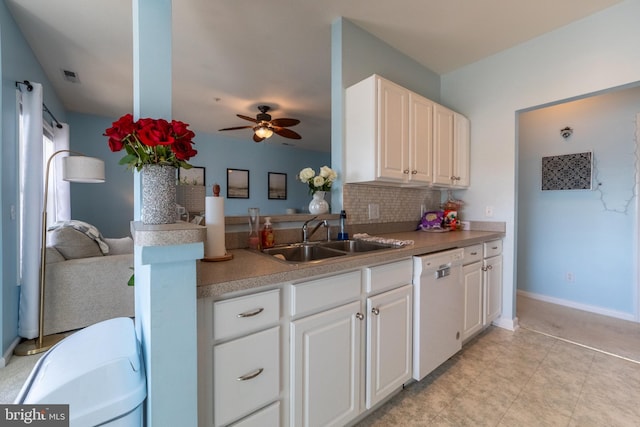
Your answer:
(356, 312), (364, 320)
(237, 368), (264, 381)
(470, 251), (478, 255)
(491, 246), (498, 250)
(371, 307), (380, 316)
(237, 307), (264, 318)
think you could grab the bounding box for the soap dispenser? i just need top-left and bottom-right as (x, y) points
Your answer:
(261, 217), (275, 249)
(338, 210), (349, 240)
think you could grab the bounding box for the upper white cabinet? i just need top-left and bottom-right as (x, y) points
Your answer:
(345, 75), (433, 186)
(345, 74), (469, 188)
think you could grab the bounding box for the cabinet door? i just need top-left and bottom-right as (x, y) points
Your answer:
(291, 301), (362, 427)
(462, 262), (483, 341)
(377, 78), (409, 181)
(432, 104), (455, 185)
(408, 93), (433, 184)
(483, 255), (503, 325)
(366, 284), (412, 409)
(452, 112), (470, 188)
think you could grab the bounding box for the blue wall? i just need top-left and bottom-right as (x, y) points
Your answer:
(68, 112), (330, 238)
(0, 1), (66, 356)
(517, 86), (640, 317)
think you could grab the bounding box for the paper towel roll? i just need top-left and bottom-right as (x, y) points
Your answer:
(205, 196), (226, 257)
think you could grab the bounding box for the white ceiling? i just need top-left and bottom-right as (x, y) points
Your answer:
(6, 0), (622, 152)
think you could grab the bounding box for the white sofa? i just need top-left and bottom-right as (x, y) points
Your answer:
(43, 223), (135, 335)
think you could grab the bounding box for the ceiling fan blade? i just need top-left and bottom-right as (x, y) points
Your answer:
(237, 114), (258, 123)
(253, 133), (265, 143)
(273, 127), (302, 139)
(219, 125), (253, 131)
(270, 118), (300, 127)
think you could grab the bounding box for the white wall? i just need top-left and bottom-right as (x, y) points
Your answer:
(441, 0), (640, 324)
(518, 87), (640, 319)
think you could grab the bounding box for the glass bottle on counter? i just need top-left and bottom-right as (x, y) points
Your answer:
(261, 217), (275, 249)
(248, 207), (261, 250)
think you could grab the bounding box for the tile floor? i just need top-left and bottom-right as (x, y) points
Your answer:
(357, 326), (640, 426)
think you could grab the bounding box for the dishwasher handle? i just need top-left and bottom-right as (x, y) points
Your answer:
(436, 265), (451, 279)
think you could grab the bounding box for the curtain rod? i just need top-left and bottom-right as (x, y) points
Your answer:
(15, 80), (63, 129)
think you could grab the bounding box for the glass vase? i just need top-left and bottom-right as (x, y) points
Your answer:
(308, 191), (329, 215)
(248, 207), (260, 250)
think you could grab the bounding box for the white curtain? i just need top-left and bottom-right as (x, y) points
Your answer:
(49, 123), (71, 228)
(18, 83), (44, 339)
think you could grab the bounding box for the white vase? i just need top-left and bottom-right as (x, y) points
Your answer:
(308, 191), (329, 214)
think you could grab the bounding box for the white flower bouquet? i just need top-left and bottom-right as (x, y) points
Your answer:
(298, 166), (337, 195)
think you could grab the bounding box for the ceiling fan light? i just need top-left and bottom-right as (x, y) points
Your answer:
(255, 126), (273, 139)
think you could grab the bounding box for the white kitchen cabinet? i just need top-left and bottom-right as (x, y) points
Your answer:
(432, 103), (455, 186)
(290, 300), (362, 427)
(345, 74), (432, 185)
(462, 245), (483, 341)
(365, 284), (412, 409)
(483, 250), (503, 325)
(198, 289), (282, 427)
(452, 112), (470, 188)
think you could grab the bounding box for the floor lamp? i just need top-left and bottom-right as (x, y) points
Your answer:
(14, 150), (105, 356)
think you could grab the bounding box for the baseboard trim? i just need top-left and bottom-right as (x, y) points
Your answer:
(1, 336), (22, 368)
(517, 290), (637, 322)
(492, 316), (519, 331)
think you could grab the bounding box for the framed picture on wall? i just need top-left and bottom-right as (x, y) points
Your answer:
(178, 166), (205, 185)
(268, 172), (287, 200)
(541, 151), (593, 191)
(227, 168), (249, 198)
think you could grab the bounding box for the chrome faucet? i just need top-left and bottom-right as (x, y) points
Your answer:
(302, 217), (330, 243)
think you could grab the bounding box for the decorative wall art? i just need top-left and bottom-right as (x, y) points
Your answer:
(268, 172), (287, 200)
(178, 166), (205, 185)
(227, 168), (250, 199)
(541, 151), (593, 191)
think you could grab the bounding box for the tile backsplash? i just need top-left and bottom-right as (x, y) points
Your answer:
(343, 183), (441, 224)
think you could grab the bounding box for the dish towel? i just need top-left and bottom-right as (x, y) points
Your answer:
(352, 233), (414, 247)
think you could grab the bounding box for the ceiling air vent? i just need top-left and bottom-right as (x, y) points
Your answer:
(61, 69), (80, 83)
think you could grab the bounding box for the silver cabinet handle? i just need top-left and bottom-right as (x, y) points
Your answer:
(355, 312), (364, 320)
(371, 307), (380, 316)
(492, 246), (498, 250)
(482, 265), (493, 271)
(411, 170), (417, 175)
(237, 368), (264, 381)
(237, 307), (264, 318)
(403, 169), (410, 174)
(470, 251), (478, 255)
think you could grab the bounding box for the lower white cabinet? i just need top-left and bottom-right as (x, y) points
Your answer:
(462, 261), (483, 341)
(290, 300), (362, 427)
(214, 327), (280, 426)
(229, 401), (280, 427)
(483, 254), (503, 325)
(365, 284), (412, 409)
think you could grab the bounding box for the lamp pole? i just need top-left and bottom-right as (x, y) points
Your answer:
(15, 150), (105, 356)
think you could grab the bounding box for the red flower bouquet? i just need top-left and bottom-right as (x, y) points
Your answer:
(104, 113), (197, 171)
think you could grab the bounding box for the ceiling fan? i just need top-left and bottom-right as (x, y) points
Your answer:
(219, 105), (302, 142)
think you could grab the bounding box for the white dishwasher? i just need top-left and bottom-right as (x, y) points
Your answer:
(412, 248), (464, 381)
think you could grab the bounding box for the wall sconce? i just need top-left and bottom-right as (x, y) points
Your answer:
(560, 126), (573, 139)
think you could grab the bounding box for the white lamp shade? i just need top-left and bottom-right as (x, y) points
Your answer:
(62, 156), (105, 183)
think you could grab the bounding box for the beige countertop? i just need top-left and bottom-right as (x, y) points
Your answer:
(196, 229), (504, 299)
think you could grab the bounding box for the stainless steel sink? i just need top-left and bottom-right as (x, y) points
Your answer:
(262, 243), (347, 263)
(260, 240), (396, 264)
(319, 240), (394, 253)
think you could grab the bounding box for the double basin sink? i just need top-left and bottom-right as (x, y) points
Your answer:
(260, 240), (397, 264)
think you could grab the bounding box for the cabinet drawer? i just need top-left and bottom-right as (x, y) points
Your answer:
(214, 327), (280, 427)
(290, 270), (361, 317)
(214, 289), (280, 341)
(463, 244), (483, 265)
(483, 240), (502, 258)
(365, 258), (412, 294)
(229, 401), (280, 427)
